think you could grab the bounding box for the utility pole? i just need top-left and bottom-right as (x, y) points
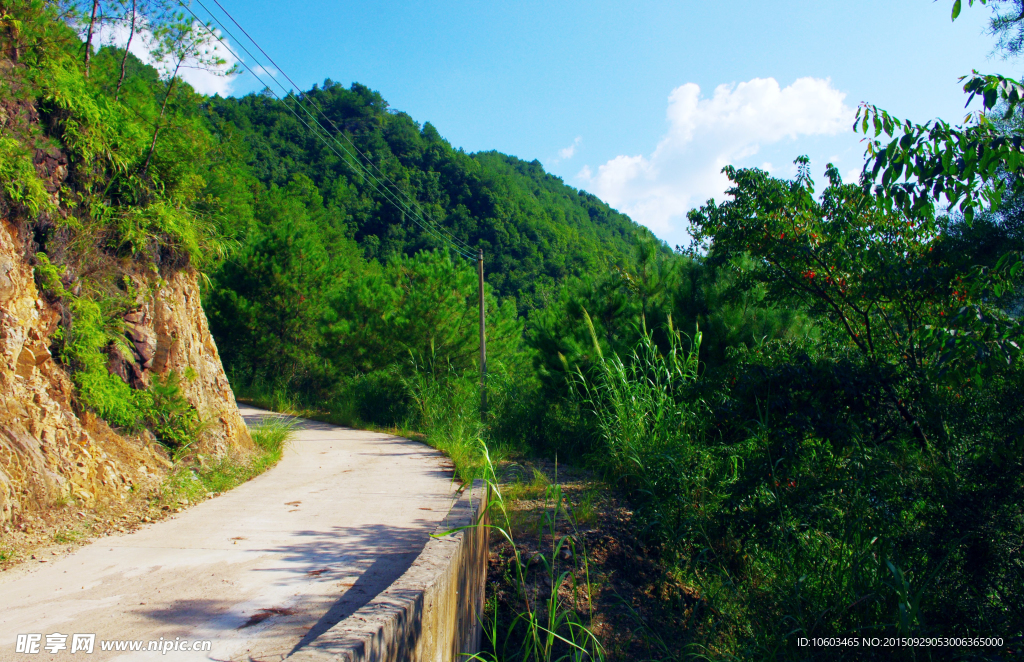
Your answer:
(478, 248), (487, 418)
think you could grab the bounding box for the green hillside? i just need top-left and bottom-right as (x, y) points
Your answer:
(205, 84), (649, 311)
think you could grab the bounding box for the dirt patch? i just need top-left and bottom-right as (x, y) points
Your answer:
(0, 457), (229, 572)
(1, 484), (157, 570)
(240, 607), (297, 629)
(483, 460), (703, 660)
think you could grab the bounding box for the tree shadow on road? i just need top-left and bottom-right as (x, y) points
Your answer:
(138, 520), (436, 637)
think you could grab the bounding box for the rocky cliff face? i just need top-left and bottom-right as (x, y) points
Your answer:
(0, 52), (251, 535)
(116, 267), (252, 457)
(0, 218), (251, 529)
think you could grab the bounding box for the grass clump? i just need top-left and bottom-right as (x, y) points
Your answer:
(155, 416), (295, 509)
(249, 415), (297, 462)
(406, 368), (488, 483)
(569, 488), (599, 529)
(504, 468), (551, 503)
(59, 294), (146, 428)
(471, 444), (604, 662)
(51, 526), (86, 544)
(146, 370), (209, 457)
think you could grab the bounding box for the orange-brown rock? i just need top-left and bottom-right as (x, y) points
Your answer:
(0, 218), (251, 528)
(142, 268), (252, 457)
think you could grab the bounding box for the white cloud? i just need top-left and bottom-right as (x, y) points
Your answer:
(556, 136), (582, 161)
(250, 64), (279, 79)
(578, 77), (855, 245)
(95, 21), (240, 97)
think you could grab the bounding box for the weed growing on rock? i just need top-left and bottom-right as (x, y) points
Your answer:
(35, 254), (209, 452)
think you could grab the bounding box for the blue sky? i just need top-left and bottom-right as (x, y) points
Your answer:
(170, 0), (1004, 247)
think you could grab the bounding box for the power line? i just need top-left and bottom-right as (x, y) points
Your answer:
(206, 0), (474, 255)
(181, 0), (476, 259)
(176, 3), (474, 259)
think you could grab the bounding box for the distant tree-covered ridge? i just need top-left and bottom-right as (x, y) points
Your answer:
(204, 81), (654, 312)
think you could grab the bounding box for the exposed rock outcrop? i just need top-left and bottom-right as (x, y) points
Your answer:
(0, 51), (250, 534)
(0, 218), (251, 529)
(128, 268), (251, 457)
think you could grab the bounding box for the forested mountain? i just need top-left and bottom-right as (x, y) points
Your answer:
(191, 79), (659, 400)
(204, 83), (649, 311)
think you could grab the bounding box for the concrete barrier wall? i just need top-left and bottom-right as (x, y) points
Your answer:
(289, 479), (490, 662)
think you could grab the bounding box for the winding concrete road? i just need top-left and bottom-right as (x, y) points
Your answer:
(0, 405), (457, 662)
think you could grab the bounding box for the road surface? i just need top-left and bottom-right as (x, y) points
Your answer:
(0, 405), (457, 661)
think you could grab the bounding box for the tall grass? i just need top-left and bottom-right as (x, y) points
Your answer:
(470, 443), (604, 662)
(406, 368), (487, 482)
(570, 317), (1023, 660)
(571, 311), (710, 542)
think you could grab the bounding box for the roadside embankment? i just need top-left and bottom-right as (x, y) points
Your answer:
(0, 213), (251, 557)
(289, 479), (489, 662)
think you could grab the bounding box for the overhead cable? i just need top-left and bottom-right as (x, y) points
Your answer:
(181, 0), (476, 260)
(207, 0), (475, 254)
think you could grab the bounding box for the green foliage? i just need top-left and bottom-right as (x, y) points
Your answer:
(35, 253), (206, 450)
(325, 250), (522, 376)
(5, 4), (653, 472)
(405, 368), (484, 483)
(0, 2), (251, 450)
(248, 415), (296, 459)
(855, 62), (1024, 226)
(346, 368), (414, 427)
(56, 294), (207, 451)
(984, 0), (1024, 56)
(139, 8), (237, 175)
(2, 2), (226, 269)
(549, 157), (1024, 659)
(571, 315), (706, 530)
(689, 161), (1024, 448)
(524, 235), (814, 460)
(0, 135), (54, 215)
(206, 174), (357, 395)
(55, 290), (147, 430)
(104, 200), (217, 263)
(573, 318), (1022, 659)
(33, 252), (68, 296)
(212, 236), (523, 437)
(8, 3), (1019, 658)
(146, 370), (207, 457)
(471, 444), (604, 662)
